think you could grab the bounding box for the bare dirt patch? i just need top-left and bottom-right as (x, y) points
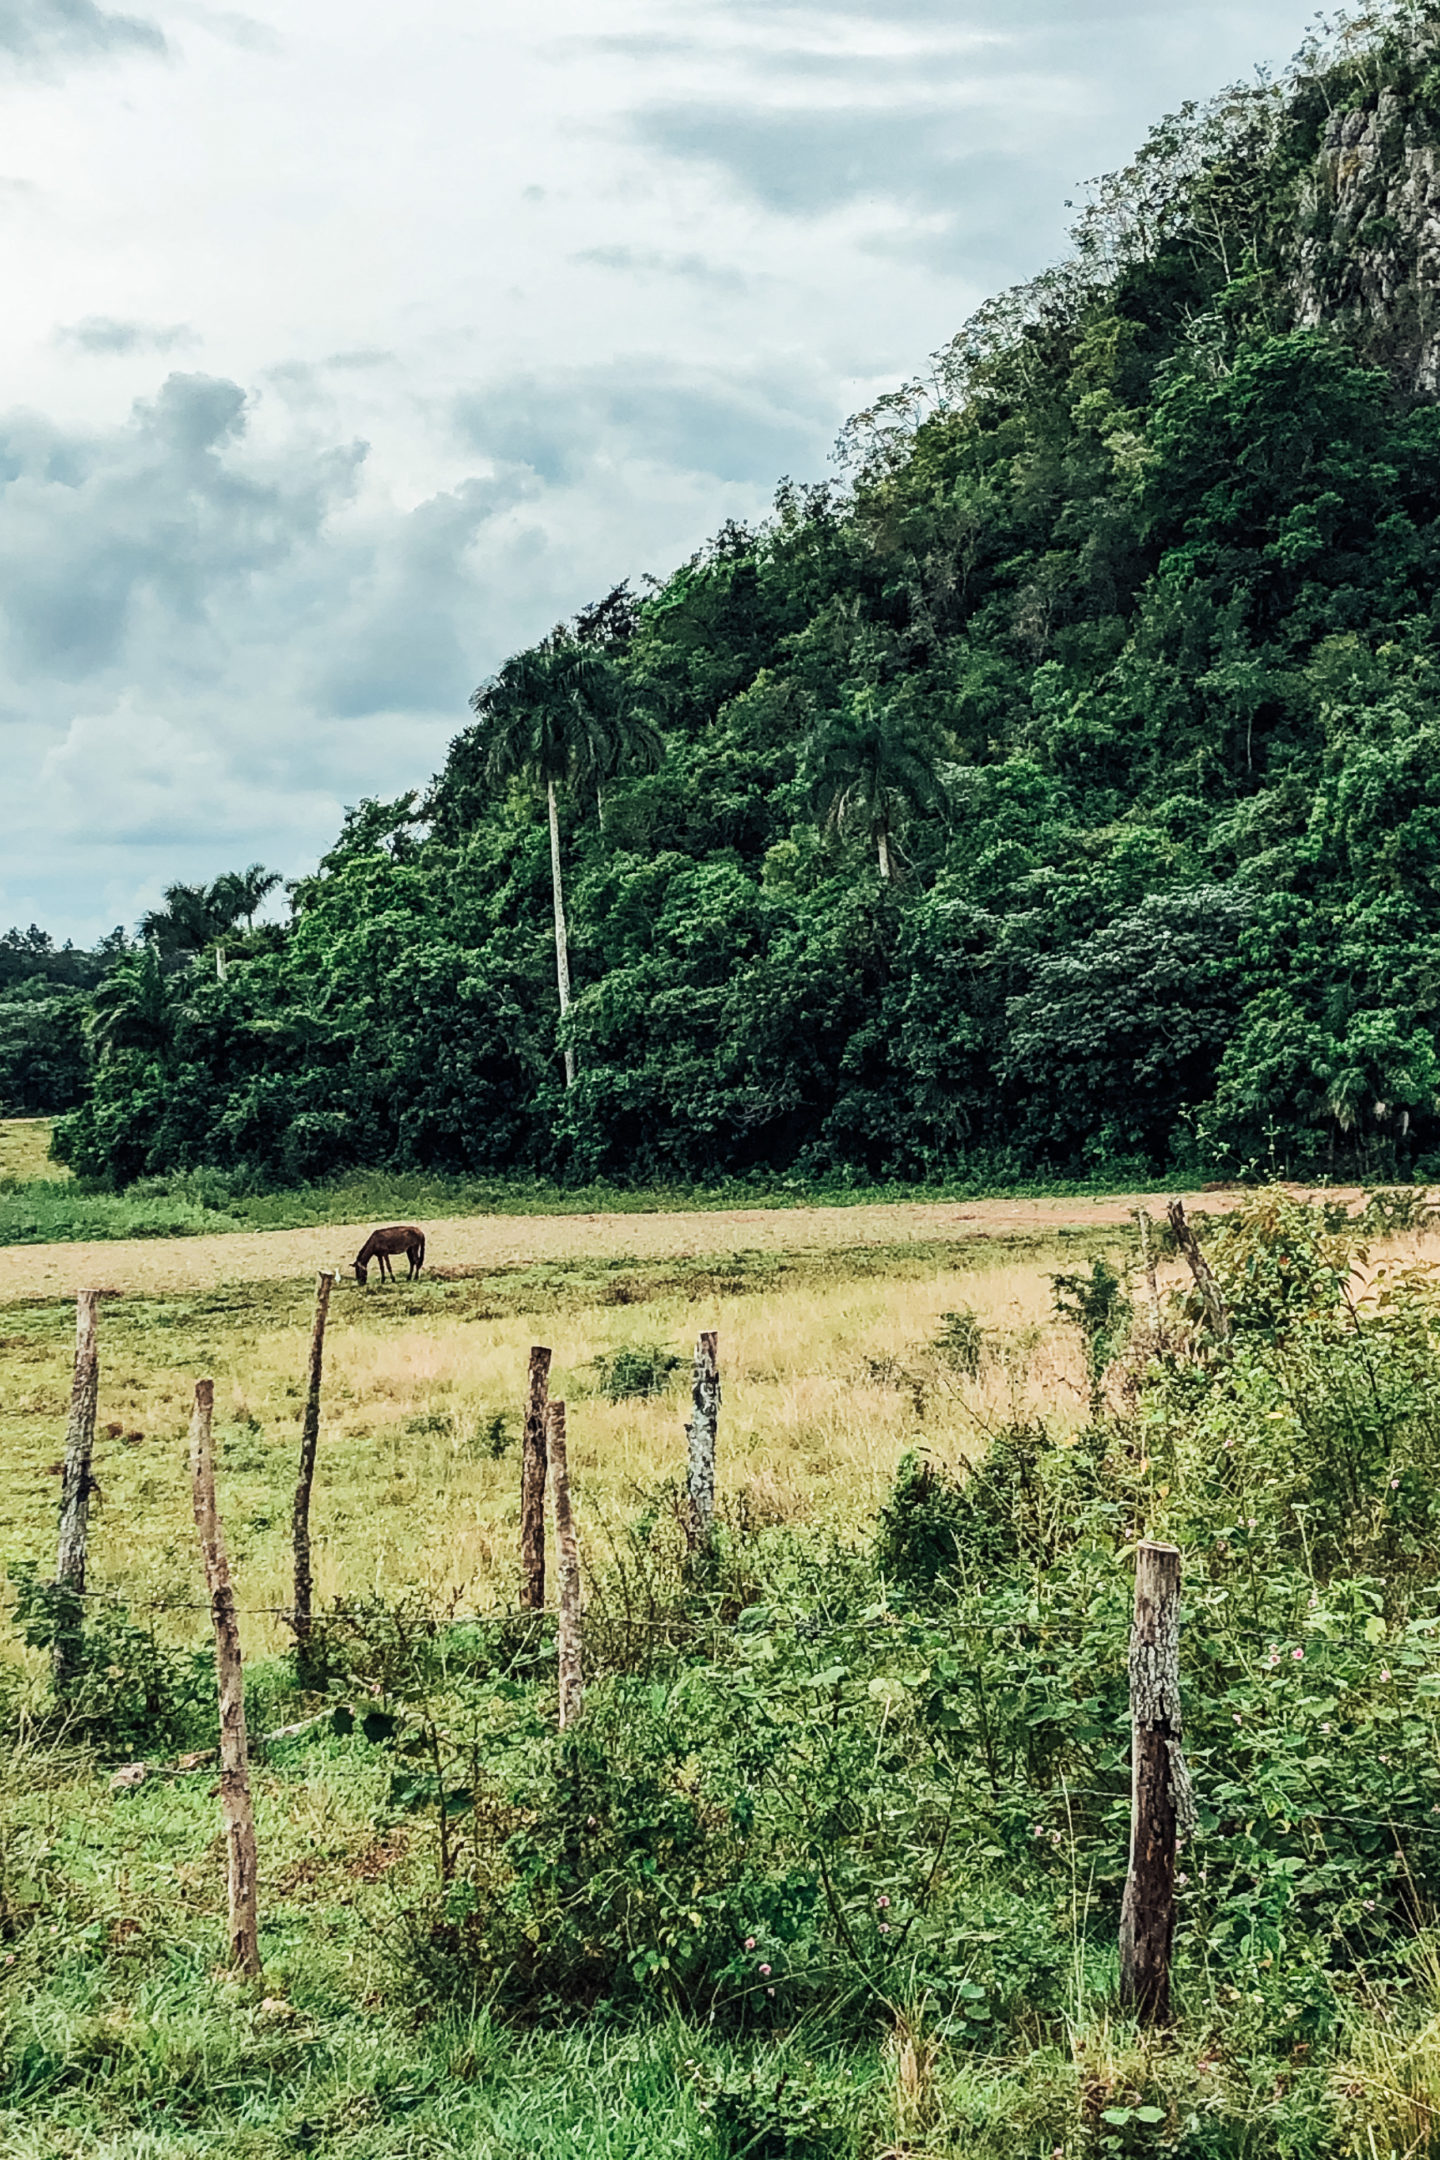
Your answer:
(0, 1186), (1357, 1304)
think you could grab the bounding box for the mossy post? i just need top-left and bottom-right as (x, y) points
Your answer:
(521, 1346), (552, 1610)
(547, 1399), (582, 1728)
(190, 1378), (261, 1979)
(1119, 1539), (1187, 2024)
(685, 1330), (719, 1554)
(54, 1288), (100, 1688)
(291, 1268), (334, 1681)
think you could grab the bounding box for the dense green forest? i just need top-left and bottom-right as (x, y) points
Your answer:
(27, 4), (1440, 1188)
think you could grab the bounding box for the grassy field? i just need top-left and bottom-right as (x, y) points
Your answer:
(0, 1234), (1108, 1656)
(5, 1185), (1440, 2155)
(0, 1216), (1125, 2157)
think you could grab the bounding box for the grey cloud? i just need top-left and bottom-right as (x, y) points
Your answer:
(454, 358), (833, 488)
(0, 0), (165, 63)
(572, 244), (756, 293)
(0, 373), (363, 678)
(4, 354), (796, 933)
(633, 101), (1022, 219)
(58, 316), (196, 355)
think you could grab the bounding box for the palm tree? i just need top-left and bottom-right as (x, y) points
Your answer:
(89, 946), (174, 1065)
(139, 882), (221, 957)
(140, 866), (280, 979)
(800, 687), (945, 881)
(212, 864), (282, 931)
(468, 631), (661, 1086)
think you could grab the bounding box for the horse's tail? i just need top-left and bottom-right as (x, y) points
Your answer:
(415, 1232), (426, 1272)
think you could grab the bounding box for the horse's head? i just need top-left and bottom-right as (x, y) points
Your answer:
(353, 1257), (369, 1285)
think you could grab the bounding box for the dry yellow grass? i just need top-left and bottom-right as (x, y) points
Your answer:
(2, 1185), (1426, 1666)
(0, 1119), (66, 1184)
(0, 1248), (1113, 1657)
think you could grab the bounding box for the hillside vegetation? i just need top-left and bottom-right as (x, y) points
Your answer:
(22, 7), (1440, 1193)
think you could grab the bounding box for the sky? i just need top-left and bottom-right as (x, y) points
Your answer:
(1, 0), (1323, 942)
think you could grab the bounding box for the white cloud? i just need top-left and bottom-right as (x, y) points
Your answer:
(0, 0), (1323, 939)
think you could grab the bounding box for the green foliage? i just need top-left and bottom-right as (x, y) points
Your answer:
(1051, 1256), (1132, 1416)
(593, 1343), (686, 1400)
(931, 1306), (985, 1377)
(8, 1566), (211, 1755)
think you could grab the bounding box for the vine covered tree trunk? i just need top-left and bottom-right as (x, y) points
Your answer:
(190, 1378), (262, 1979)
(547, 777), (576, 1089)
(520, 1345), (552, 1609)
(54, 1288), (100, 1688)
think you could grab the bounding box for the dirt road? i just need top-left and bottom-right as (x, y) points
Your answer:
(0, 1186), (1359, 1302)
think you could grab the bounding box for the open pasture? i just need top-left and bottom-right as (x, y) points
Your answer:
(0, 1229), (1122, 1655)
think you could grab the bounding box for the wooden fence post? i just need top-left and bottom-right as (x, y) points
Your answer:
(1133, 1209), (1162, 1334)
(1166, 1201), (1229, 1342)
(686, 1330), (719, 1552)
(54, 1288), (100, 1687)
(520, 1346), (552, 1610)
(291, 1269), (334, 1678)
(1119, 1539), (1192, 2023)
(190, 1379), (262, 1979)
(547, 1399), (582, 1728)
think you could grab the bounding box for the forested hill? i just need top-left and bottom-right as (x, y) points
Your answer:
(48, 5), (1440, 1186)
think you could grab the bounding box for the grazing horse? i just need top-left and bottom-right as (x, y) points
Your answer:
(353, 1224), (426, 1284)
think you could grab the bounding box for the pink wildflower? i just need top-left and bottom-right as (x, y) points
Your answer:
(759, 1963), (771, 1977)
(744, 1937), (756, 1951)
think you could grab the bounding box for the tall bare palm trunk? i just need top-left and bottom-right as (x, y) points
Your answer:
(877, 827), (892, 881)
(547, 778), (576, 1089)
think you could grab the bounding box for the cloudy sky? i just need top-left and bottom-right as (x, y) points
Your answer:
(3, 0), (1320, 941)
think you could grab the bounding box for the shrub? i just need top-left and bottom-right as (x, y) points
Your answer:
(594, 1343), (686, 1399)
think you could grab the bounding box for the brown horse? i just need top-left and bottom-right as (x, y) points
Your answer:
(353, 1224), (426, 1284)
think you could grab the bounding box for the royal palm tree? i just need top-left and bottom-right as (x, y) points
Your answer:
(211, 863), (282, 931)
(140, 865), (280, 979)
(800, 687), (945, 881)
(468, 631), (660, 1087)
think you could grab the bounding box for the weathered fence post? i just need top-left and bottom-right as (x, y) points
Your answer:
(685, 1330), (719, 1552)
(547, 1399), (582, 1728)
(1167, 1200), (1229, 1343)
(521, 1346), (552, 1610)
(1119, 1539), (1192, 2023)
(54, 1288), (100, 1687)
(190, 1378), (262, 1979)
(291, 1269), (334, 1680)
(1133, 1209), (1162, 1334)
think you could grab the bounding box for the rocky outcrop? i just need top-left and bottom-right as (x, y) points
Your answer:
(1294, 77), (1440, 392)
